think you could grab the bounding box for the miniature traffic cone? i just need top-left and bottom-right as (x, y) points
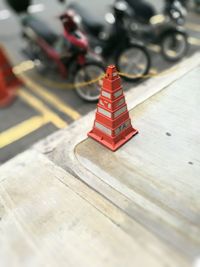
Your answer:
(88, 65), (138, 151)
(0, 45), (21, 107)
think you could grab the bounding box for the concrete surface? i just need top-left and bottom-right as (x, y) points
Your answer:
(36, 53), (200, 263)
(0, 150), (190, 267)
(76, 65), (200, 258)
(0, 53), (199, 266)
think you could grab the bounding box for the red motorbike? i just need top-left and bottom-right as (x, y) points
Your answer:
(20, 11), (105, 101)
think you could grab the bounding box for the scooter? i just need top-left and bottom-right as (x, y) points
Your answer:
(20, 11), (105, 102)
(122, 0), (188, 61)
(69, 1), (151, 82)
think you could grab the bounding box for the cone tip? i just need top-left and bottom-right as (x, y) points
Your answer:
(105, 65), (119, 80)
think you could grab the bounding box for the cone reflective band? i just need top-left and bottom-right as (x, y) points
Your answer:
(0, 45), (21, 107)
(88, 65), (138, 151)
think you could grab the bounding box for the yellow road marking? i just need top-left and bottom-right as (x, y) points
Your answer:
(13, 61), (104, 90)
(188, 36), (200, 46)
(0, 116), (48, 149)
(149, 68), (158, 75)
(13, 60), (35, 74)
(0, 89), (67, 149)
(148, 44), (160, 53)
(19, 73), (81, 120)
(186, 22), (200, 32)
(148, 37), (200, 50)
(19, 90), (67, 129)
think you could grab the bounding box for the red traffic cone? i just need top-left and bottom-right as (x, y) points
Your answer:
(88, 65), (138, 151)
(0, 70), (15, 107)
(0, 45), (22, 89)
(0, 45), (21, 107)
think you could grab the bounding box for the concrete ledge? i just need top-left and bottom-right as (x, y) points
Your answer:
(0, 150), (191, 267)
(32, 53), (200, 265)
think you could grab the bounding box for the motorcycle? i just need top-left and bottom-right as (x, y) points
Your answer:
(193, 0), (200, 12)
(69, 1), (151, 82)
(122, 0), (188, 61)
(164, 0), (187, 25)
(20, 11), (105, 102)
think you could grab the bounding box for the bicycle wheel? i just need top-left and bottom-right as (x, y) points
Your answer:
(161, 31), (188, 62)
(74, 61), (105, 102)
(115, 44), (151, 82)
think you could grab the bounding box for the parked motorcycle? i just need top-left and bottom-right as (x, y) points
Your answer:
(20, 11), (105, 101)
(69, 1), (151, 82)
(164, 0), (187, 25)
(193, 0), (200, 12)
(122, 0), (188, 61)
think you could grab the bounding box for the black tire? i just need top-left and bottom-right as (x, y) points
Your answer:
(73, 61), (105, 102)
(161, 31), (188, 62)
(115, 44), (151, 82)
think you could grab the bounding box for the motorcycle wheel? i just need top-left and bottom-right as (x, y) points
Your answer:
(115, 44), (151, 82)
(73, 61), (105, 102)
(161, 31), (188, 62)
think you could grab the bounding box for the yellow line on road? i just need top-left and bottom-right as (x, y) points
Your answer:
(0, 116), (48, 149)
(148, 37), (200, 49)
(148, 44), (160, 53)
(188, 36), (200, 46)
(19, 73), (81, 120)
(186, 22), (200, 32)
(0, 90), (67, 149)
(13, 60), (35, 74)
(149, 68), (158, 75)
(19, 90), (67, 129)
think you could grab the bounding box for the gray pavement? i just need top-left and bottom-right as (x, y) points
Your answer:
(0, 0), (200, 164)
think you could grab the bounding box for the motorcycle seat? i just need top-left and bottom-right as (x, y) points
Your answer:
(68, 3), (104, 36)
(21, 15), (58, 44)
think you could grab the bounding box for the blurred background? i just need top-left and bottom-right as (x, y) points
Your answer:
(0, 0), (200, 164)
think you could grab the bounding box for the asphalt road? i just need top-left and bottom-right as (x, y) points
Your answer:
(0, 0), (200, 164)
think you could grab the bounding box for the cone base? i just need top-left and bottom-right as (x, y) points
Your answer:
(88, 128), (138, 152)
